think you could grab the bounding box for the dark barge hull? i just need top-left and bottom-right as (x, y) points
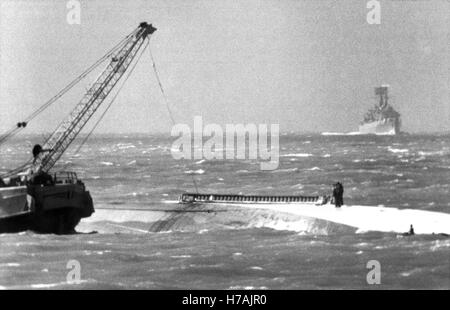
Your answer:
(0, 182), (94, 234)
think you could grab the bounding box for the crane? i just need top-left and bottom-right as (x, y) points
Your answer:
(29, 22), (156, 175)
(0, 22), (153, 180)
(0, 22), (157, 234)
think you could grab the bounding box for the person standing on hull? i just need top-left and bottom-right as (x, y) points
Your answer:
(332, 182), (344, 208)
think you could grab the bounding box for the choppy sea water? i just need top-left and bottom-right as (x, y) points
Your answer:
(1, 133), (449, 289)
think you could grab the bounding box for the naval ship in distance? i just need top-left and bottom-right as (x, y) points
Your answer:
(359, 85), (401, 135)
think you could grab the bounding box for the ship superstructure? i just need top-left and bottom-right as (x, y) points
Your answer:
(359, 85), (401, 135)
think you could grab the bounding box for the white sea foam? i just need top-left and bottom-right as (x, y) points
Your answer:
(3, 263), (20, 267)
(388, 147), (409, 153)
(30, 279), (90, 289)
(281, 153), (313, 157)
(100, 161), (114, 166)
(184, 169), (205, 175)
(400, 268), (422, 277)
(356, 242), (370, 247)
(430, 240), (450, 251)
(117, 144), (136, 150)
(418, 150), (445, 156)
(307, 167), (321, 171)
(30, 283), (62, 289)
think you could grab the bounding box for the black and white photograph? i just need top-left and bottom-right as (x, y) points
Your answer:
(0, 0), (449, 292)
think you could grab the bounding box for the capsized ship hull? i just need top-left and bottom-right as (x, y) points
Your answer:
(174, 198), (450, 235)
(77, 200), (450, 235)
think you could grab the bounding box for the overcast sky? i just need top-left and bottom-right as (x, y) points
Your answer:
(0, 0), (448, 134)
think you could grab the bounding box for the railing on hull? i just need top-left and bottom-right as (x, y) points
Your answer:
(179, 193), (329, 205)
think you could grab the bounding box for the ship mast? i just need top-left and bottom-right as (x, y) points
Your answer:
(375, 85), (389, 110)
(28, 23), (156, 175)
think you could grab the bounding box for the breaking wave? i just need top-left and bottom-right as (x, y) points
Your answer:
(100, 161), (114, 166)
(388, 147), (409, 154)
(184, 169), (205, 175)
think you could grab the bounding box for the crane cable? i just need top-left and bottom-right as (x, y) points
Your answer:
(65, 39), (151, 164)
(147, 38), (199, 194)
(0, 28), (140, 178)
(0, 28), (140, 147)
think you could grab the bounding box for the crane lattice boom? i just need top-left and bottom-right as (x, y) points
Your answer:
(31, 22), (156, 174)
